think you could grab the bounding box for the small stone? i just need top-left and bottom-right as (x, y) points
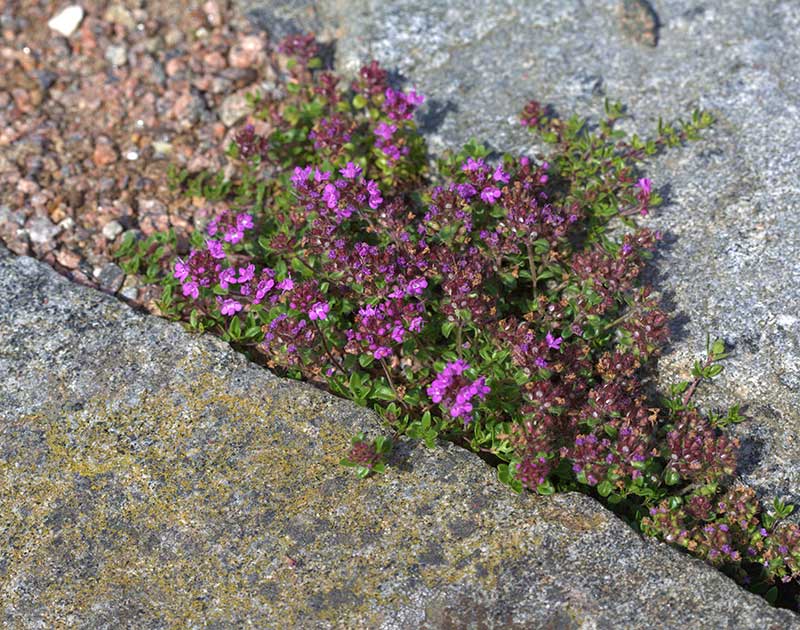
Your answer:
(203, 51), (227, 72)
(17, 179), (39, 195)
(164, 28), (184, 47)
(58, 217), (75, 231)
(48, 5), (84, 37)
(138, 199), (169, 236)
(105, 45), (128, 67)
(55, 248), (81, 269)
(49, 206), (68, 223)
(152, 141), (173, 158)
(98, 263), (125, 293)
(93, 140), (118, 167)
(203, 0), (222, 26)
(165, 58), (185, 77)
(120, 274), (140, 300)
(102, 220), (124, 241)
(103, 4), (136, 30)
(26, 216), (60, 244)
(219, 91), (250, 127)
(228, 35), (265, 69)
(36, 70), (59, 92)
(619, 0), (659, 47)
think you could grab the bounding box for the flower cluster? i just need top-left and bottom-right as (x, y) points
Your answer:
(148, 33), (800, 604)
(345, 298), (425, 360)
(207, 210), (254, 244)
(382, 87), (425, 121)
(291, 163), (383, 225)
(427, 360), (490, 425)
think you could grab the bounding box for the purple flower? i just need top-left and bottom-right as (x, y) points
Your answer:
(174, 259), (190, 282)
(546, 333), (562, 350)
(237, 264), (255, 284)
(462, 157), (485, 172)
(255, 278), (275, 301)
(374, 122), (396, 141)
(493, 165), (510, 184)
(309, 301), (330, 321)
(405, 277), (428, 296)
(291, 166), (312, 187)
(237, 213), (254, 231)
(636, 178), (652, 196)
(278, 277), (294, 292)
(313, 168), (331, 183)
(220, 298), (242, 316)
(218, 267), (237, 290)
(406, 89), (425, 107)
(427, 360), (490, 425)
(339, 161), (362, 179)
(322, 183), (340, 209)
(373, 346), (392, 360)
(534, 356), (549, 369)
(182, 281), (199, 299)
(366, 180), (383, 209)
(455, 183), (477, 200)
(206, 239), (225, 260)
(480, 186), (502, 204)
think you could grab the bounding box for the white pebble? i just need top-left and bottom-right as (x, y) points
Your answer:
(48, 6), (84, 38)
(102, 220), (124, 241)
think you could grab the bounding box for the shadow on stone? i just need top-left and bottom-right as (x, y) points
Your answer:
(417, 98), (459, 135)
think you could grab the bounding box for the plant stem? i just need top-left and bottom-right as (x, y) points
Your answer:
(379, 358), (409, 411)
(526, 242), (538, 300)
(312, 320), (346, 376)
(681, 354), (714, 408)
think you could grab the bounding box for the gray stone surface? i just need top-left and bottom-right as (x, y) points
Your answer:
(239, 0), (800, 506)
(1, 247), (796, 627)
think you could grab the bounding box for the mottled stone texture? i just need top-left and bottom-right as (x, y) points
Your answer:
(240, 0), (800, 508)
(1, 249), (796, 627)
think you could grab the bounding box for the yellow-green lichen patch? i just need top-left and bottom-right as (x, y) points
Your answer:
(1, 366), (611, 628)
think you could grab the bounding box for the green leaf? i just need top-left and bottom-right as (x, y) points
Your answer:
(597, 480), (614, 497)
(228, 316), (242, 339)
(371, 383), (397, 402)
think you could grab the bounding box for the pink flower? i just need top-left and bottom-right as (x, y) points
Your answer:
(182, 281), (199, 299)
(339, 162), (362, 179)
(278, 277), (294, 292)
(636, 178), (652, 196)
(374, 122), (397, 141)
(546, 332), (562, 350)
(220, 299), (242, 316)
(480, 186), (502, 204)
(493, 165), (510, 184)
(206, 239), (225, 259)
(322, 183), (340, 209)
(462, 157), (485, 172)
(309, 301), (330, 321)
(237, 264), (255, 284)
(405, 277), (428, 296)
(174, 259), (190, 281)
(218, 267), (237, 290)
(237, 213), (254, 231)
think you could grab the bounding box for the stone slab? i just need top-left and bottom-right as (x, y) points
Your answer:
(1, 247), (796, 627)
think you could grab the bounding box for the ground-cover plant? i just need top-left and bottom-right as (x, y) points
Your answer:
(121, 34), (800, 607)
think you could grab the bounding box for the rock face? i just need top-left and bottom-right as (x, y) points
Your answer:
(1, 248), (796, 627)
(239, 0), (800, 507)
